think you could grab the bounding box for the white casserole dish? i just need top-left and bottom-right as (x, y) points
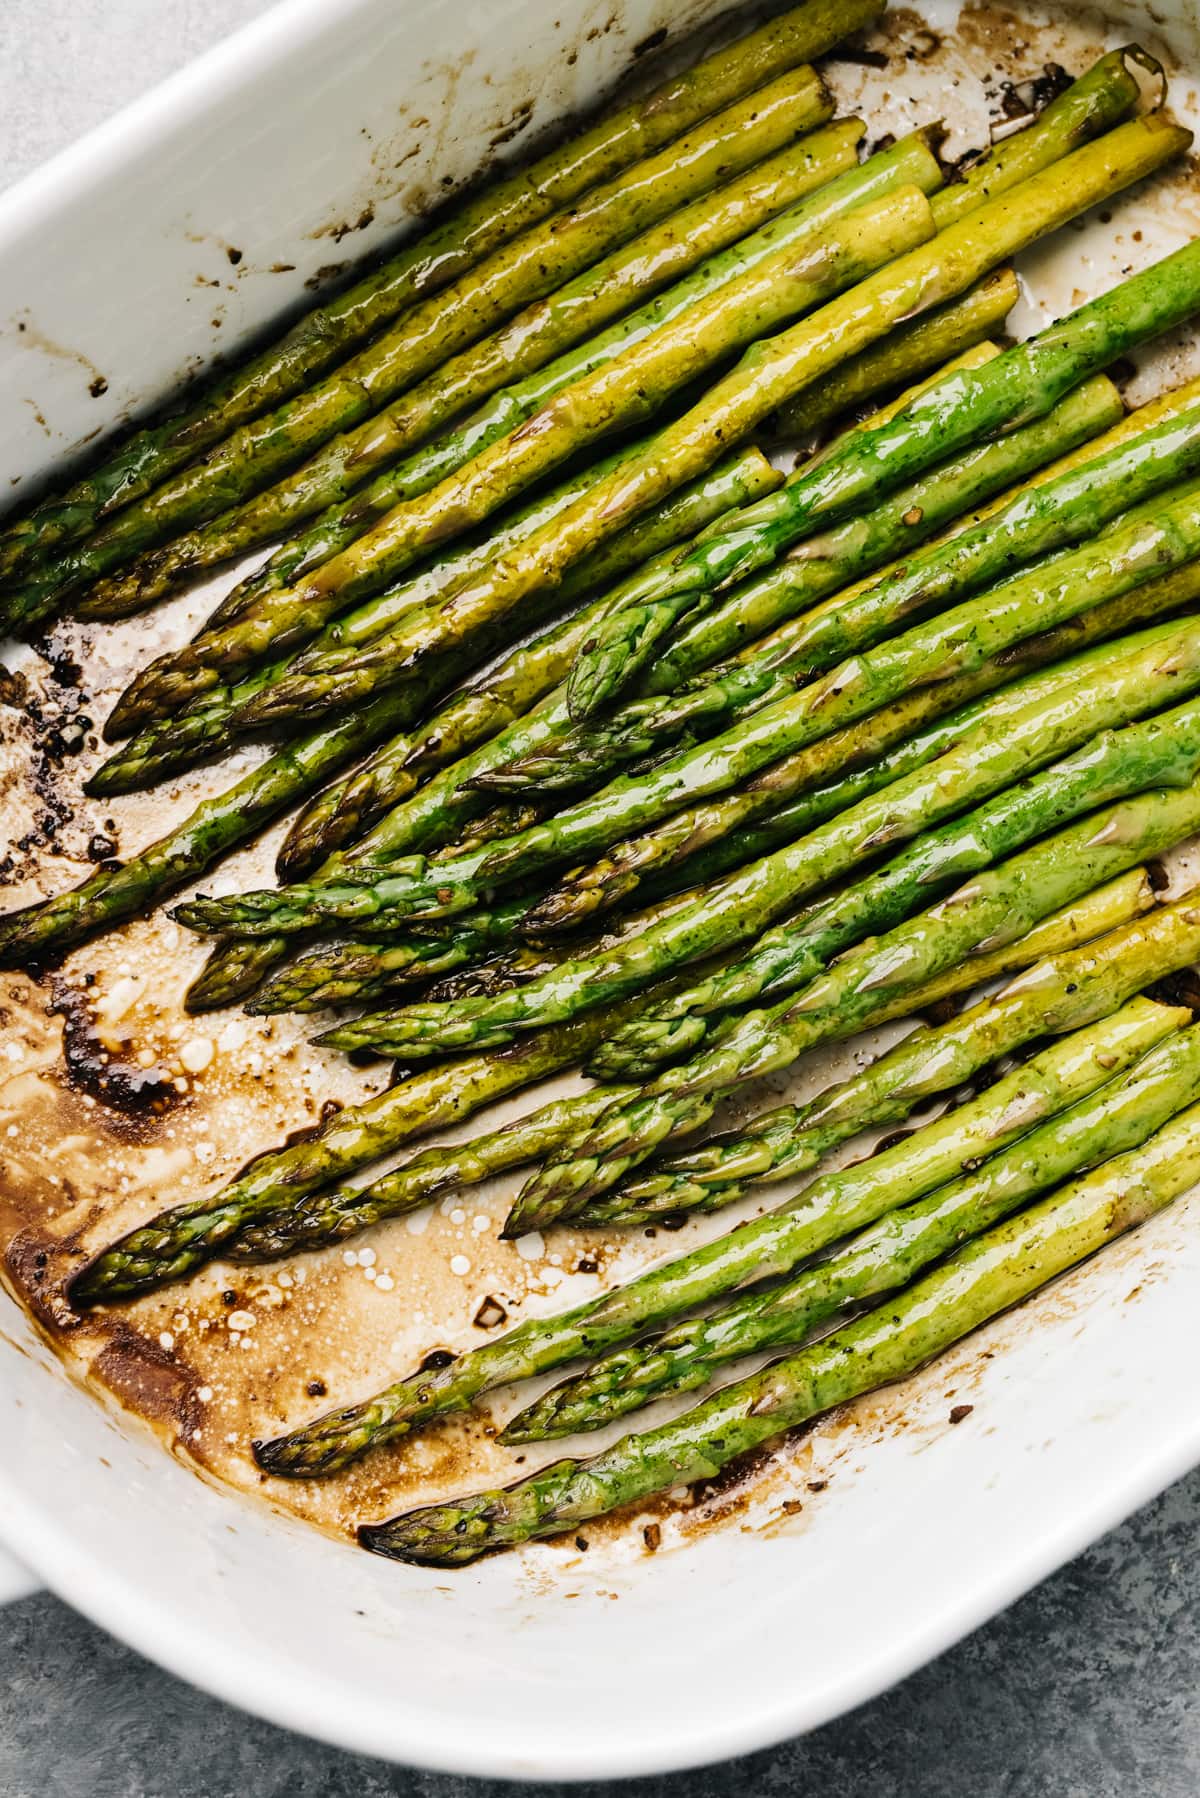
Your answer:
(4, 0), (1200, 1776)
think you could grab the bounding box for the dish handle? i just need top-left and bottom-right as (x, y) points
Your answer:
(0, 1542), (38, 1605)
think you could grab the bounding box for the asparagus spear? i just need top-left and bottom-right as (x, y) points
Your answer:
(490, 373), (1149, 793)
(512, 778), (1200, 1227)
(68, 970), (692, 1308)
(511, 1013), (1200, 1438)
(562, 199), (1200, 721)
(546, 568), (1200, 929)
(364, 1101), (1200, 1562)
(0, 0), (864, 584)
(925, 46), (1150, 228)
(225, 874), (1153, 1267)
(177, 452), (778, 1013)
(185, 480), (1200, 953)
(89, 443), (778, 795)
(589, 691), (1200, 1077)
(267, 329), (1018, 882)
(179, 132), (942, 645)
(96, 44), (1134, 625)
(2, 70), (836, 629)
(247, 903), (533, 1014)
(112, 117), (1186, 733)
(255, 944), (1200, 1483)
(249, 881), (692, 1015)
(275, 342), (1118, 738)
(79, 120), (862, 621)
(226, 1087), (625, 1267)
(110, 181), (939, 733)
(0, 445), (777, 975)
(497, 383), (1200, 796)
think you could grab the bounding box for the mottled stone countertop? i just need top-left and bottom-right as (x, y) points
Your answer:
(2, 4), (1199, 1793)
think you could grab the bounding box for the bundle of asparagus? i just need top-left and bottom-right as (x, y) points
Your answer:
(8, 7), (1200, 1568)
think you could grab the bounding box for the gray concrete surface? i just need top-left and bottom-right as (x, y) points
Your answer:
(3, 4), (1200, 1792)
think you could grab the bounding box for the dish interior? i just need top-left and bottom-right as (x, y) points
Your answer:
(4, 0), (1200, 1776)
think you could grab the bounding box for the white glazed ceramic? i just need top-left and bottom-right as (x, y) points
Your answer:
(5, 0), (1200, 1778)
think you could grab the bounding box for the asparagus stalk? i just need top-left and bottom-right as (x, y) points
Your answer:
(185, 483), (1200, 955)
(204, 46), (1136, 643)
(562, 200), (1200, 721)
(925, 46), (1150, 228)
(364, 1101), (1200, 1562)
(0, 0), (864, 584)
(511, 1013), (1200, 1438)
(186, 131), (940, 644)
(249, 880), (692, 1015)
(224, 874), (1153, 1268)
(546, 568), (1200, 929)
(80, 120), (862, 621)
(255, 965), (1198, 1481)
(89, 443), (778, 796)
(491, 372), (1147, 793)
(68, 971), (693, 1308)
(0, 445), (776, 975)
(247, 903), (533, 1014)
(594, 873), (1165, 1219)
(112, 116), (1186, 733)
(177, 452), (778, 1013)
(3, 70), (835, 629)
(589, 691), (1200, 1078)
(512, 778), (1200, 1227)
(499, 381), (1200, 797)
(268, 326), (1018, 881)
(110, 179), (940, 733)
(226, 1087), (626, 1267)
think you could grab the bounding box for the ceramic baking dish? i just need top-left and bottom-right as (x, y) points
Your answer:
(4, 0), (1200, 1776)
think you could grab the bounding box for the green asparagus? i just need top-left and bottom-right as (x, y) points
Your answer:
(254, 945), (1200, 1480)
(512, 779), (1200, 1227)
(4, 69), (834, 627)
(79, 119), (861, 620)
(583, 873), (1163, 1226)
(224, 875), (1154, 1268)
(362, 1101), (1200, 1561)
(182, 486), (1200, 958)
(510, 1013), (1200, 1438)
(0, 0), (865, 585)
(111, 116), (1185, 732)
